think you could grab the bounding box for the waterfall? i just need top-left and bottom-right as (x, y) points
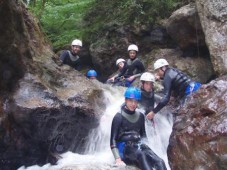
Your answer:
(18, 84), (173, 170)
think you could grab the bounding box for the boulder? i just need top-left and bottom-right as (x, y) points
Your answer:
(0, 1), (106, 169)
(168, 76), (227, 169)
(196, 0), (227, 76)
(166, 3), (207, 55)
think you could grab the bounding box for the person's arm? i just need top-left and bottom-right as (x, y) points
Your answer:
(153, 75), (172, 113)
(110, 114), (126, 166)
(110, 113), (122, 160)
(60, 50), (68, 63)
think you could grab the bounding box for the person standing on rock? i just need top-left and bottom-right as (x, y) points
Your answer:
(60, 39), (82, 71)
(146, 58), (201, 120)
(110, 87), (167, 170)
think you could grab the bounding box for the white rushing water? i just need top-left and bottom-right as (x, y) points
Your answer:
(19, 85), (173, 170)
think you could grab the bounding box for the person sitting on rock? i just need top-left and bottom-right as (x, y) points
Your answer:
(60, 39), (82, 71)
(87, 69), (97, 80)
(110, 87), (167, 170)
(146, 58), (201, 120)
(106, 58), (128, 86)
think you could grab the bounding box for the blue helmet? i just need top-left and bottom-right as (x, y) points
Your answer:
(87, 70), (97, 77)
(124, 87), (141, 100)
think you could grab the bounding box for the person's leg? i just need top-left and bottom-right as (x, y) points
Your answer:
(137, 144), (167, 170)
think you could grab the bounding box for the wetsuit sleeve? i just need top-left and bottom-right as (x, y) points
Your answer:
(110, 113), (122, 159)
(153, 74), (172, 113)
(60, 50), (68, 63)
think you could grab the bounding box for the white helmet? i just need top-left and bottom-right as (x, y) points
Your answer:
(116, 58), (125, 66)
(127, 44), (138, 52)
(154, 59), (169, 70)
(140, 72), (155, 82)
(71, 39), (82, 47)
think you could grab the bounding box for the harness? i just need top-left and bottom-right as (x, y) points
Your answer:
(67, 50), (79, 62)
(125, 58), (139, 75)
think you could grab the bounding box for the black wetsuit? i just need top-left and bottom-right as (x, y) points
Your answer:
(110, 106), (167, 170)
(111, 58), (145, 87)
(124, 57), (145, 78)
(153, 67), (192, 113)
(111, 62), (129, 86)
(138, 89), (155, 115)
(60, 50), (81, 70)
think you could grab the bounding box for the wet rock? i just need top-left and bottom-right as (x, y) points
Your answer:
(168, 76), (227, 170)
(196, 0), (227, 76)
(0, 1), (106, 169)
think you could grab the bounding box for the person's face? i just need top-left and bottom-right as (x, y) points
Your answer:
(118, 62), (124, 70)
(125, 98), (138, 111)
(71, 45), (81, 54)
(155, 68), (165, 78)
(128, 50), (137, 59)
(142, 81), (153, 92)
(89, 76), (96, 80)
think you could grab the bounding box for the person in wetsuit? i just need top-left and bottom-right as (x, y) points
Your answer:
(146, 58), (201, 120)
(107, 45), (145, 87)
(106, 58), (128, 86)
(60, 39), (82, 71)
(122, 44), (145, 87)
(138, 72), (155, 115)
(110, 87), (167, 170)
(87, 69), (97, 80)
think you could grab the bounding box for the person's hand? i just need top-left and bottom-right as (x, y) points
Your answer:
(108, 77), (115, 82)
(127, 76), (135, 82)
(115, 158), (126, 166)
(146, 111), (155, 120)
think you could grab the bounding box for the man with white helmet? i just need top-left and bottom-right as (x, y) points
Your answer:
(60, 39), (82, 70)
(146, 58), (201, 120)
(138, 72), (156, 115)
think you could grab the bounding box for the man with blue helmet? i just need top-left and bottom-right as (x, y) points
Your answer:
(87, 70), (97, 80)
(110, 87), (167, 170)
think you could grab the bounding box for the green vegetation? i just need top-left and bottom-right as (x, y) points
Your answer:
(27, 0), (94, 50)
(28, 0), (186, 50)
